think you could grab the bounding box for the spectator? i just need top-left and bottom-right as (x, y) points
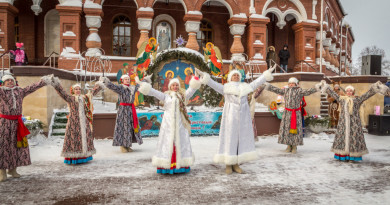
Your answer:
(278, 45), (290, 73)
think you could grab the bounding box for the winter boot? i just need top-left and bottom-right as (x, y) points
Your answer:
(285, 145), (292, 152)
(126, 147), (133, 152)
(0, 169), (6, 182)
(7, 168), (21, 178)
(120, 146), (128, 153)
(225, 165), (233, 175)
(291, 146), (297, 154)
(232, 164), (243, 174)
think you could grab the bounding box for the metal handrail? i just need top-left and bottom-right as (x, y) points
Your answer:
(43, 51), (59, 68)
(268, 59), (286, 73)
(1, 51), (11, 76)
(298, 60), (320, 72)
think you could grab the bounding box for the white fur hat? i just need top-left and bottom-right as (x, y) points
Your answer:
(1, 75), (15, 83)
(72, 84), (81, 89)
(345, 85), (355, 92)
(288, 77), (298, 84)
(168, 78), (181, 90)
(120, 74), (130, 80)
(227, 70), (242, 82)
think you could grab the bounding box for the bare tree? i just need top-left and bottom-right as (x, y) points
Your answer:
(352, 46), (390, 76)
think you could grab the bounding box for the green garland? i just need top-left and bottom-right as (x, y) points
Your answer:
(145, 49), (215, 105)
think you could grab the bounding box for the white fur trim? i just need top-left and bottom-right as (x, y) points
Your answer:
(223, 82), (254, 97)
(78, 96), (88, 155)
(200, 73), (211, 84)
(1, 86), (18, 109)
(288, 77), (298, 84)
(189, 77), (201, 90)
(52, 77), (61, 86)
(138, 82), (151, 95)
(214, 151), (258, 165)
(61, 150), (96, 158)
(168, 78), (180, 90)
(72, 84), (81, 89)
(100, 77), (110, 85)
(40, 75), (52, 85)
(331, 148), (369, 157)
(227, 70), (242, 82)
(95, 81), (106, 90)
(345, 85), (354, 92)
(1, 75), (15, 83)
(262, 70), (273, 82)
(152, 156), (171, 169)
(120, 74), (130, 80)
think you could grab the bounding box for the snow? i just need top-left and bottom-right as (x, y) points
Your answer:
(59, 0), (82, 7)
(187, 11), (202, 15)
(63, 31), (76, 37)
(156, 47), (204, 60)
(253, 53), (264, 60)
(255, 103), (269, 112)
(253, 40), (264, 45)
(3, 133), (390, 204)
(101, 55), (137, 61)
(139, 7), (153, 12)
(233, 13), (247, 19)
(250, 14), (268, 19)
(84, 0), (102, 9)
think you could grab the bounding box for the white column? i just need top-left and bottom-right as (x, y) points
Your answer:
(85, 15), (102, 56)
(229, 24), (246, 62)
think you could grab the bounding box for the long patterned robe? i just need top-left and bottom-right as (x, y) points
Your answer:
(267, 85), (317, 146)
(203, 73), (269, 165)
(0, 78), (48, 169)
(138, 81), (198, 172)
(327, 90), (342, 128)
(53, 82), (103, 161)
(326, 86), (377, 160)
(105, 80), (143, 147)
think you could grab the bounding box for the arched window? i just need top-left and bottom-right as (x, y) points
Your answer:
(197, 20), (213, 52)
(112, 15), (131, 56)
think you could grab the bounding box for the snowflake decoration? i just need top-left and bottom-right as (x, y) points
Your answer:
(174, 35), (187, 47)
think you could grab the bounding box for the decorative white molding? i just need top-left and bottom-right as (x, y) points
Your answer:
(229, 24), (246, 36)
(231, 53), (246, 62)
(86, 33), (101, 42)
(63, 31), (76, 36)
(59, 0), (82, 7)
(253, 40), (263, 45)
(249, 0), (256, 14)
(253, 53), (264, 60)
(84, 0), (102, 9)
(185, 21), (200, 33)
(262, 0), (308, 21)
(323, 38), (332, 47)
(86, 15), (102, 28)
(0, 0), (14, 5)
(137, 18), (152, 30)
(31, 0), (42, 16)
(263, 8), (303, 29)
(335, 48), (340, 55)
(329, 43), (336, 53)
(312, 0), (318, 20)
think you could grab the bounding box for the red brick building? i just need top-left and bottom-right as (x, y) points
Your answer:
(0, 0), (354, 75)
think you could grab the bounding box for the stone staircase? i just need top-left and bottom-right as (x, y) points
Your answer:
(320, 93), (329, 117)
(49, 111), (68, 138)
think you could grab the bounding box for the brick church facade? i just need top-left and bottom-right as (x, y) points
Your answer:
(0, 0), (354, 75)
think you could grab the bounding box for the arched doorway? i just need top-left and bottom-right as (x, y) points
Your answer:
(266, 13), (297, 72)
(44, 9), (60, 57)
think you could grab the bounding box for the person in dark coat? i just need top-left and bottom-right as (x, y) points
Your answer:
(266, 46), (277, 69)
(278, 45), (290, 73)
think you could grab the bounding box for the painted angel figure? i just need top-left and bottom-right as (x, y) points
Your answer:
(203, 42), (223, 77)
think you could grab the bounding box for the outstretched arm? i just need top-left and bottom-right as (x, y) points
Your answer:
(101, 77), (122, 94)
(91, 81), (105, 96)
(301, 88), (318, 96)
(198, 71), (224, 95)
(52, 77), (72, 103)
(22, 75), (51, 98)
(266, 84), (285, 96)
(356, 81), (383, 104)
(185, 77), (202, 99)
(253, 84), (267, 99)
(138, 82), (166, 102)
(249, 68), (274, 90)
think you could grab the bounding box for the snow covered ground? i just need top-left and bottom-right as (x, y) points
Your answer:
(1, 133), (390, 204)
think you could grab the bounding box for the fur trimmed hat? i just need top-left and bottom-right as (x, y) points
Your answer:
(345, 85), (355, 92)
(168, 78), (181, 90)
(288, 77), (298, 84)
(227, 70), (242, 82)
(120, 74), (130, 80)
(1, 75), (15, 83)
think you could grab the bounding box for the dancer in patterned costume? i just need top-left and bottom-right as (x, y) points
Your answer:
(51, 77), (104, 164)
(0, 74), (51, 182)
(266, 77), (321, 154)
(320, 80), (385, 161)
(137, 76), (201, 174)
(197, 66), (274, 174)
(100, 75), (143, 153)
(327, 84), (344, 128)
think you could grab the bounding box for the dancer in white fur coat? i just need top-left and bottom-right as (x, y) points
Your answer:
(136, 76), (201, 174)
(196, 66), (275, 174)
